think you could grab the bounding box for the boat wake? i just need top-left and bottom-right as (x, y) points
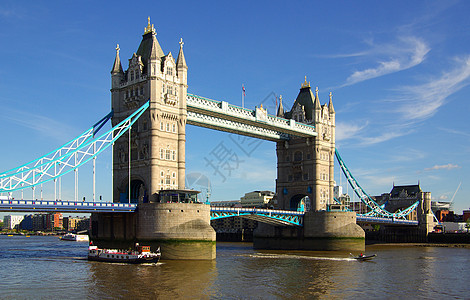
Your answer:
(245, 253), (355, 261)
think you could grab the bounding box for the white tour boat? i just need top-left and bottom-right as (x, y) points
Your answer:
(88, 243), (161, 264)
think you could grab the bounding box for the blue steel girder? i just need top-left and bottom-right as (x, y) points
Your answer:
(210, 207), (304, 226)
(335, 149), (420, 220)
(0, 101), (149, 193)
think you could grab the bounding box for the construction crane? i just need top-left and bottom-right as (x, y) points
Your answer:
(449, 182), (462, 210)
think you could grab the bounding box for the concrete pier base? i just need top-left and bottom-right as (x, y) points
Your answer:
(253, 211), (365, 251)
(90, 203), (216, 260)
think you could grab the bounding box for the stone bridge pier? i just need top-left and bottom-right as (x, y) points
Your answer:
(254, 211), (365, 251)
(90, 202), (216, 260)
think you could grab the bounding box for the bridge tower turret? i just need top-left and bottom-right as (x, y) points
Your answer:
(110, 17), (188, 203)
(275, 77), (336, 211)
(111, 44), (124, 110)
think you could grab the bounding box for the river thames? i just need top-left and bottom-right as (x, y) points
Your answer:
(0, 235), (468, 299)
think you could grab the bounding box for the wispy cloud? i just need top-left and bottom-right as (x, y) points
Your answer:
(2, 106), (78, 142)
(336, 121), (415, 147)
(338, 55), (470, 146)
(424, 164), (460, 171)
(335, 121), (368, 142)
(358, 131), (408, 146)
(438, 127), (470, 137)
(394, 56), (470, 121)
(389, 148), (427, 162)
(341, 37), (429, 87)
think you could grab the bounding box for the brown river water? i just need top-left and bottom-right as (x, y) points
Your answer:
(0, 235), (468, 299)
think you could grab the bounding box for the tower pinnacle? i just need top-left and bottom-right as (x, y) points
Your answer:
(301, 76), (311, 88)
(144, 16), (156, 35)
(277, 95), (285, 118)
(328, 91), (335, 113)
(111, 43), (123, 74)
(177, 37), (187, 69)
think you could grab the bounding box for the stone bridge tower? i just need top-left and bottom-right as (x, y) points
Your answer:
(275, 78), (335, 211)
(256, 81), (364, 251)
(110, 18), (188, 203)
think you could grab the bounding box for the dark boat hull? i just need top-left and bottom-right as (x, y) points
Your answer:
(354, 254), (376, 261)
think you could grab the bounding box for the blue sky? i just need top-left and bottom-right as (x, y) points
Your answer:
(0, 1), (469, 213)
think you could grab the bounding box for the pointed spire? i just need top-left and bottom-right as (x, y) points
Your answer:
(149, 34), (163, 60)
(277, 95), (285, 118)
(111, 44), (123, 74)
(314, 86), (321, 110)
(328, 92), (335, 114)
(176, 38), (187, 68)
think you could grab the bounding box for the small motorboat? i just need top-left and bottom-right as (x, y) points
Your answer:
(88, 243), (161, 264)
(351, 253), (376, 261)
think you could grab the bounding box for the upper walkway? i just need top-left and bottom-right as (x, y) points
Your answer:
(186, 93), (317, 141)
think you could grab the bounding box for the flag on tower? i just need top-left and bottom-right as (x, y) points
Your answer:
(242, 85), (245, 97)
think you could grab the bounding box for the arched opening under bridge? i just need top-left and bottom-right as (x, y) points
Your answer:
(290, 194), (310, 212)
(119, 179), (146, 203)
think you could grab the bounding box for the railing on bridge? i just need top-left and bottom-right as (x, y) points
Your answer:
(186, 93), (317, 141)
(356, 215), (418, 226)
(0, 199), (136, 213)
(0, 200), (418, 226)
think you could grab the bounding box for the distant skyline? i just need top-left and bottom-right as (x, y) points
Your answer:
(0, 1), (469, 213)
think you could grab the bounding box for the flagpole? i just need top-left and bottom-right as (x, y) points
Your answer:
(242, 84), (244, 108)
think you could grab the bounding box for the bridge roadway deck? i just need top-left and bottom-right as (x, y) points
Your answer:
(0, 201), (418, 226)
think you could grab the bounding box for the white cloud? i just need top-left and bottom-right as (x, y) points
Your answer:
(438, 127), (470, 137)
(2, 106), (78, 143)
(343, 37), (430, 86)
(424, 164), (460, 171)
(389, 148), (427, 162)
(358, 131), (407, 146)
(395, 56), (470, 121)
(335, 121), (368, 141)
(340, 55), (470, 147)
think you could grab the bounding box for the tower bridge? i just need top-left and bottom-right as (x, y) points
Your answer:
(0, 18), (434, 259)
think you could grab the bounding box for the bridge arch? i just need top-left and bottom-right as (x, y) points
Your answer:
(118, 177), (147, 203)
